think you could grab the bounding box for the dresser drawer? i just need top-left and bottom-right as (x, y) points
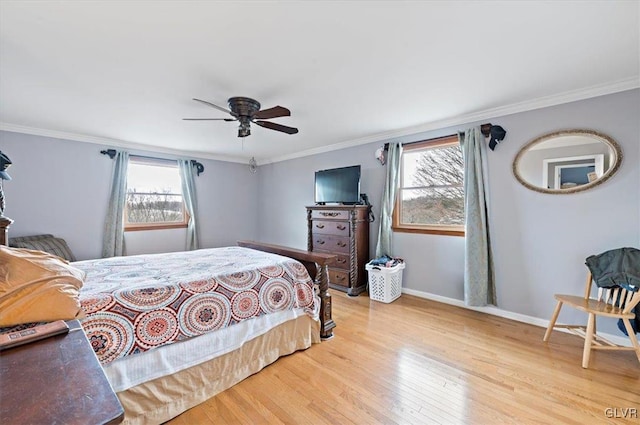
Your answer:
(313, 234), (350, 254)
(312, 220), (350, 237)
(328, 268), (350, 288)
(332, 253), (350, 270)
(311, 209), (350, 220)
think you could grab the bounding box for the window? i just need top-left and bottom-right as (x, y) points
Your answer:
(393, 135), (465, 236)
(125, 158), (188, 231)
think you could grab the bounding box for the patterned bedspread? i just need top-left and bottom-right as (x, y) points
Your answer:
(76, 247), (318, 364)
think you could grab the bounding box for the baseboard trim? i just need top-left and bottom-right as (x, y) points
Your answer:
(401, 288), (633, 347)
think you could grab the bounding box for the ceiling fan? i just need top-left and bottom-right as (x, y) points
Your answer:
(183, 97), (299, 138)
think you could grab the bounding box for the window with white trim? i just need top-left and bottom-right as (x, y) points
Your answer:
(125, 158), (188, 231)
(393, 135), (465, 236)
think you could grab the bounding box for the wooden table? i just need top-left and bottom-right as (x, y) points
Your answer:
(0, 320), (124, 424)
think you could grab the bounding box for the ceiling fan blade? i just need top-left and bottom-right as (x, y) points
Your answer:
(192, 98), (231, 114)
(183, 118), (237, 121)
(254, 120), (299, 135)
(254, 106), (291, 119)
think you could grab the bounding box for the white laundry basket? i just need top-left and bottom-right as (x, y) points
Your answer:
(365, 262), (405, 303)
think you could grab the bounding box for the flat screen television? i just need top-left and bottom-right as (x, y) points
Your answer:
(314, 165), (361, 205)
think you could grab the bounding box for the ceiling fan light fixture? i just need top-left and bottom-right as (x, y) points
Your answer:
(238, 118), (251, 137)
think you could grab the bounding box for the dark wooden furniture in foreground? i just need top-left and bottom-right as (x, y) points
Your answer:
(237, 240), (337, 339)
(306, 205), (371, 296)
(0, 320), (124, 425)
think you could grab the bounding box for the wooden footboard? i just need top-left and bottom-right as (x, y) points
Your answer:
(237, 240), (336, 339)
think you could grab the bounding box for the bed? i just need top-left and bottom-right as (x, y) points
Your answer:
(0, 239), (336, 425)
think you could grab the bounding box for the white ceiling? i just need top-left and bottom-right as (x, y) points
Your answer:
(0, 1), (638, 164)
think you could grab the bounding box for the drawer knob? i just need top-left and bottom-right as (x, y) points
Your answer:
(337, 241), (347, 247)
(337, 258), (346, 264)
(336, 275), (346, 281)
(320, 212), (340, 217)
(336, 225), (346, 230)
(316, 240), (325, 245)
(315, 223), (325, 229)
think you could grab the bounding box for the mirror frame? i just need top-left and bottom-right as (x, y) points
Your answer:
(513, 129), (623, 194)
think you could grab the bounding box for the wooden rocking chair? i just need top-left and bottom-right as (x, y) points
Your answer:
(543, 271), (640, 368)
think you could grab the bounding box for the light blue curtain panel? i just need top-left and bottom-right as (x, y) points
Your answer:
(178, 159), (199, 251)
(458, 128), (496, 306)
(375, 142), (403, 258)
(102, 151), (129, 258)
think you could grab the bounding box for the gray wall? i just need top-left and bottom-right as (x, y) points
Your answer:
(257, 89), (640, 335)
(0, 131), (259, 260)
(1, 89), (637, 336)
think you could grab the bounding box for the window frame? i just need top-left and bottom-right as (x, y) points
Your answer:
(392, 135), (465, 237)
(124, 158), (189, 232)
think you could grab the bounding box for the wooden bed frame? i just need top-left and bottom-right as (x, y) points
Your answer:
(0, 216), (12, 246)
(237, 240), (336, 339)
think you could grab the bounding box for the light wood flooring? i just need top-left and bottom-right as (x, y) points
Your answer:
(167, 291), (640, 424)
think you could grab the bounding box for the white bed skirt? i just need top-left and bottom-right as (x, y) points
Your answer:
(105, 308), (310, 392)
(107, 311), (320, 425)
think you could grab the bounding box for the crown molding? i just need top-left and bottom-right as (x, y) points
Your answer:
(261, 77), (639, 164)
(2, 77), (638, 166)
(0, 123), (249, 164)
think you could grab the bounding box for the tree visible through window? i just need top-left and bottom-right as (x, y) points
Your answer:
(125, 158), (188, 230)
(393, 135), (465, 236)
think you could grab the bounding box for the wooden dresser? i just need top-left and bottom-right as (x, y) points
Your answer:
(307, 205), (371, 296)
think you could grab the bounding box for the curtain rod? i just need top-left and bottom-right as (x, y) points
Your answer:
(100, 149), (205, 176)
(384, 122), (502, 150)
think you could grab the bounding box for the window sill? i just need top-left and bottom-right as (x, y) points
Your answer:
(125, 223), (188, 232)
(392, 225), (465, 237)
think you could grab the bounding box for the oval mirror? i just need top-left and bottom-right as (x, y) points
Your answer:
(513, 129), (623, 194)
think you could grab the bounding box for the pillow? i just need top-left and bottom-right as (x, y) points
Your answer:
(10, 236), (76, 262)
(0, 246), (85, 327)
